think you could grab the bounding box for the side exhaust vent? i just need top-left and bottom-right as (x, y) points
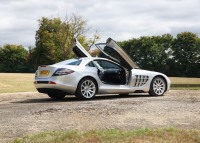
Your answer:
(135, 75), (149, 87)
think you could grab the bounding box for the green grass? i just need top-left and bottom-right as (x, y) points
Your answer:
(0, 73), (200, 94)
(0, 73), (36, 93)
(169, 77), (200, 90)
(11, 128), (200, 143)
(170, 77), (200, 84)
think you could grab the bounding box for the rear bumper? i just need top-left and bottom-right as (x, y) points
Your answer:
(34, 81), (76, 94)
(36, 88), (69, 95)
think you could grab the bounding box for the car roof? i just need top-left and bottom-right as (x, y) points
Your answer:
(79, 57), (122, 67)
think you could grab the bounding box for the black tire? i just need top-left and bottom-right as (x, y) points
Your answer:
(149, 76), (166, 96)
(48, 94), (66, 100)
(75, 77), (97, 100)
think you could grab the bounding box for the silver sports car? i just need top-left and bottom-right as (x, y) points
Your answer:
(34, 38), (171, 100)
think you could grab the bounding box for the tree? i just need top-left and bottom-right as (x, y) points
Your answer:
(172, 32), (200, 77)
(151, 34), (173, 74)
(120, 34), (173, 73)
(0, 44), (28, 72)
(34, 13), (91, 68)
(26, 46), (36, 72)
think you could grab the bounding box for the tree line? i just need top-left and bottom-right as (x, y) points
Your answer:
(0, 15), (199, 77)
(119, 32), (200, 77)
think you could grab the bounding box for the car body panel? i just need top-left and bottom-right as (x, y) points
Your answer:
(34, 38), (171, 98)
(35, 58), (170, 95)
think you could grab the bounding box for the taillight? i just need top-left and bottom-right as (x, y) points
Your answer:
(49, 81), (56, 84)
(52, 68), (74, 76)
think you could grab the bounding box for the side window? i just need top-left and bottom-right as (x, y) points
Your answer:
(67, 60), (82, 66)
(86, 61), (95, 67)
(95, 60), (120, 69)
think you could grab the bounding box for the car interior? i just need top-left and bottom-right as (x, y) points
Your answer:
(87, 60), (127, 85)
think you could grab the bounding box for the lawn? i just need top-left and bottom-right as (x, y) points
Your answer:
(0, 73), (200, 94)
(11, 128), (200, 143)
(170, 77), (200, 89)
(0, 73), (36, 93)
(170, 77), (200, 84)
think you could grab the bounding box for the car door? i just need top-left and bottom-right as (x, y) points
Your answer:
(95, 38), (139, 70)
(73, 38), (91, 57)
(93, 59), (127, 85)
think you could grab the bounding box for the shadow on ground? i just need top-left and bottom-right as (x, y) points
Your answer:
(11, 93), (154, 104)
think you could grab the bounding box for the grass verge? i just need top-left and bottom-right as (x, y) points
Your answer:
(11, 128), (200, 143)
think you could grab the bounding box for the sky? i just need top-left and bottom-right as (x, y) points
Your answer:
(1, 0), (200, 47)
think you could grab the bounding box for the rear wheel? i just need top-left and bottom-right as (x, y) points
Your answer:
(149, 76), (166, 96)
(48, 94), (66, 100)
(75, 78), (97, 100)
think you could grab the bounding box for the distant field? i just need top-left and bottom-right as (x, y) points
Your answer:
(0, 73), (36, 93)
(0, 73), (199, 94)
(170, 77), (200, 84)
(170, 77), (200, 89)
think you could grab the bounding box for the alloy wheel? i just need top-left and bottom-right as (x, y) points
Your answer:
(152, 77), (166, 95)
(80, 80), (96, 98)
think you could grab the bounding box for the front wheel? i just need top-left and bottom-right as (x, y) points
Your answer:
(75, 78), (97, 100)
(149, 77), (166, 96)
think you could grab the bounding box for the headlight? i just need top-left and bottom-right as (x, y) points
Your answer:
(52, 68), (74, 76)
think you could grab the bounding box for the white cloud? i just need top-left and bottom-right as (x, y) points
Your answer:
(0, 0), (200, 47)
